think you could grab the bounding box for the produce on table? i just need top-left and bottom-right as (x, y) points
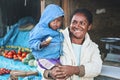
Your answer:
(28, 59), (35, 66)
(3, 49), (28, 61)
(34, 60), (37, 67)
(22, 53), (36, 66)
(2, 48), (36, 66)
(26, 53), (34, 60)
(0, 68), (11, 75)
(22, 58), (29, 64)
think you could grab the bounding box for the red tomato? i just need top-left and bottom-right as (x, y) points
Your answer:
(8, 51), (14, 56)
(0, 68), (11, 74)
(5, 53), (8, 58)
(0, 68), (4, 71)
(3, 50), (9, 57)
(11, 50), (16, 55)
(22, 52), (27, 57)
(18, 50), (22, 55)
(18, 56), (23, 61)
(0, 71), (3, 75)
(17, 54), (21, 57)
(13, 54), (18, 60)
(7, 55), (13, 58)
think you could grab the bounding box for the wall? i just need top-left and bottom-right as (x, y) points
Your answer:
(0, 8), (4, 37)
(0, 0), (40, 37)
(73, 0), (120, 53)
(45, 0), (61, 6)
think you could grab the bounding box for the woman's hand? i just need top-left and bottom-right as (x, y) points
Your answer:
(57, 65), (78, 77)
(50, 65), (79, 80)
(50, 66), (68, 80)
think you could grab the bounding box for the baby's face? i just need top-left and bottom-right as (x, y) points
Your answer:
(49, 17), (63, 30)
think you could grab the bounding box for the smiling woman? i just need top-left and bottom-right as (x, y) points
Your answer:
(43, 8), (102, 80)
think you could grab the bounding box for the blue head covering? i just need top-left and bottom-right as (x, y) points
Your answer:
(39, 4), (64, 28)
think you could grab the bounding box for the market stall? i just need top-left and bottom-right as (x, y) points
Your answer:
(0, 17), (41, 80)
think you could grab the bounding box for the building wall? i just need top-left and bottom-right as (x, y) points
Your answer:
(69, 0), (120, 53)
(45, 0), (61, 6)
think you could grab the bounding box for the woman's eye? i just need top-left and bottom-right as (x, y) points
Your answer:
(72, 21), (77, 24)
(80, 21), (87, 26)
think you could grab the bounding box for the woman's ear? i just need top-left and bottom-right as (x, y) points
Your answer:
(88, 24), (92, 30)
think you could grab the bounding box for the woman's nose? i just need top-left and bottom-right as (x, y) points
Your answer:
(75, 23), (81, 28)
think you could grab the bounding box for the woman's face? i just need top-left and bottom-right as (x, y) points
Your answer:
(69, 13), (91, 39)
(49, 17), (63, 30)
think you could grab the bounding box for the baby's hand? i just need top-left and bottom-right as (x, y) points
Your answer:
(40, 41), (50, 48)
(40, 36), (52, 48)
(45, 36), (52, 43)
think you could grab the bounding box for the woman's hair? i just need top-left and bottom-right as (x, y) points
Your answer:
(70, 8), (93, 24)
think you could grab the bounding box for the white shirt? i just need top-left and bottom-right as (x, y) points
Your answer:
(72, 43), (82, 66)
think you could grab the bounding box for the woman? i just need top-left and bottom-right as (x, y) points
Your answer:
(44, 8), (102, 80)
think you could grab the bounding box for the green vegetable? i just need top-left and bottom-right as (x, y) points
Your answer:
(22, 58), (29, 64)
(26, 53), (34, 60)
(28, 59), (35, 66)
(34, 60), (37, 67)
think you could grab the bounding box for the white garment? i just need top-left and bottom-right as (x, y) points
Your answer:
(38, 28), (102, 80)
(60, 28), (102, 80)
(72, 43), (82, 66)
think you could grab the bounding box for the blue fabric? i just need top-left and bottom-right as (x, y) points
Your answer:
(0, 38), (3, 44)
(0, 17), (36, 48)
(0, 56), (41, 80)
(0, 56), (37, 71)
(0, 23), (19, 46)
(0, 74), (10, 80)
(0, 74), (42, 80)
(13, 31), (29, 47)
(21, 75), (41, 80)
(29, 4), (64, 60)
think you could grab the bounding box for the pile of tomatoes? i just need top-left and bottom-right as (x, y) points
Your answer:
(0, 68), (11, 75)
(3, 49), (28, 61)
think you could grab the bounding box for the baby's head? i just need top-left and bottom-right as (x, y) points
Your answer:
(39, 4), (64, 30)
(49, 16), (63, 30)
